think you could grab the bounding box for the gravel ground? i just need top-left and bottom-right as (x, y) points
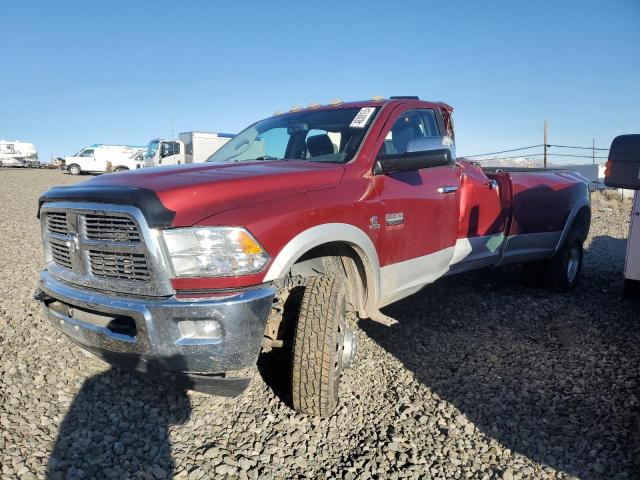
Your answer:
(1, 169), (639, 480)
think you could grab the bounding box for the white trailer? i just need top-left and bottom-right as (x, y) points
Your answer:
(143, 132), (233, 167)
(603, 134), (640, 296)
(557, 164), (600, 183)
(625, 193), (640, 293)
(0, 140), (38, 167)
(63, 145), (145, 175)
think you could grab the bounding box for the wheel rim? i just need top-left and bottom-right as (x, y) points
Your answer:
(566, 244), (580, 282)
(341, 328), (356, 369)
(334, 322), (344, 376)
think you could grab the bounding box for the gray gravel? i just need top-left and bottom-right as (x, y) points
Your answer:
(1, 169), (639, 480)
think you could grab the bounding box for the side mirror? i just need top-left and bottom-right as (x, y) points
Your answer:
(374, 136), (454, 175)
(604, 134), (640, 189)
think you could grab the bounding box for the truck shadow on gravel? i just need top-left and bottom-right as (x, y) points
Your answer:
(47, 355), (192, 480)
(360, 235), (640, 480)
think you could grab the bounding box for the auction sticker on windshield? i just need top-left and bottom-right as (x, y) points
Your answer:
(350, 107), (376, 129)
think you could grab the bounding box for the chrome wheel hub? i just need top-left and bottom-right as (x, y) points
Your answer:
(567, 245), (580, 282)
(341, 328), (357, 369)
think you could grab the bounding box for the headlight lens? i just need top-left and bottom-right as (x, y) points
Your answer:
(162, 227), (269, 277)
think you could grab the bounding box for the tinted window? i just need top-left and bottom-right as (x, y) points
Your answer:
(382, 109), (440, 155)
(81, 149), (94, 157)
(161, 142), (180, 157)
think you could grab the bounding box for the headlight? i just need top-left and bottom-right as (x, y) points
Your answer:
(161, 227), (269, 277)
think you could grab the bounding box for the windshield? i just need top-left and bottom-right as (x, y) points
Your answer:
(207, 107), (378, 164)
(145, 140), (159, 160)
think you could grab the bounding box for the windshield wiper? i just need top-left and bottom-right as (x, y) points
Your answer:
(254, 155), (282, 161)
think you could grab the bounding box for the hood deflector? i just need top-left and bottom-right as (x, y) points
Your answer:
(38, 185), (176, 228)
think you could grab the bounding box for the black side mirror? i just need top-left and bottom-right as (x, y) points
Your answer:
(604, 134), (640, 189)
(374, 149), (452, 175)
(374, 136), (454, 175)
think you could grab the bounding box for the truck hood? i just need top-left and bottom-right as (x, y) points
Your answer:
(45, 161), (345, 227)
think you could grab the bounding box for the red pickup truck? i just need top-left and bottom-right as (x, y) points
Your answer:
(36, 97), (590, 416)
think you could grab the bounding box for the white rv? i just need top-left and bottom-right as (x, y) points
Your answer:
(64, 145), (145, 175)
(0, 140), (38, 167)
(143, 132), (233, 167)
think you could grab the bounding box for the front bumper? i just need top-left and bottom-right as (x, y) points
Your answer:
(36, 270), (275, 396)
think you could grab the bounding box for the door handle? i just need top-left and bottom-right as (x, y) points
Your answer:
(437, 186), (458, 194)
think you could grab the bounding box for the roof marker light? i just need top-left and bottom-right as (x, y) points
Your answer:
(273, 110), (284, 116)
(289, 105), (303, 112)
(371, 95), (385, 101)
(307, 102), (321, 109)
(329, 99), (343, 105)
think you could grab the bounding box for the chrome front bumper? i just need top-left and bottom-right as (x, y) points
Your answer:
(36, 270), (275, 396)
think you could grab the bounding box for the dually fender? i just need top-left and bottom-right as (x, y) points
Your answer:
(263, 223), (381, 310)
(552, 192), (591, 255)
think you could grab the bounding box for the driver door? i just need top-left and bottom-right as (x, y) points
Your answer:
(80, 148), (101, 171)
(373, 107), (462, 301)
(160, 141), (181, 165)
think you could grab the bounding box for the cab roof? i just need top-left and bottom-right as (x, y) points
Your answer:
(274, 97), (453, 116)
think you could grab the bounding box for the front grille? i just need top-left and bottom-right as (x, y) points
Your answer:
(47, 212), (69, 235)
(84, 214), (141, 242)
(40, 204), (173, 296)
(49, 238), (72, 269)
(88, 250), (150, 281)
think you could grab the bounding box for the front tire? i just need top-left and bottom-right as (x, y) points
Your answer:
(291, 276), (347, 416)
(67, 164), (81, 175)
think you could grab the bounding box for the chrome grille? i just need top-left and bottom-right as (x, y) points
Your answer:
(40, 202), (174, 297)
(47, 212), (69, 235)
(49, 238), (72, 269)
(88, 250), (150, 280)
(84, 214), (141, 242)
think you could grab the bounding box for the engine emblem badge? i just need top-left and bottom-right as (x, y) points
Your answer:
(386, 212), (404, 226)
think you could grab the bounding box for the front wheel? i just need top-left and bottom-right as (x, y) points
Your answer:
(67, 164), (81, 175)
(291, 276), (351, 416)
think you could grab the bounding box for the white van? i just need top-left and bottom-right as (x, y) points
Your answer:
(64, 145), (145, 175)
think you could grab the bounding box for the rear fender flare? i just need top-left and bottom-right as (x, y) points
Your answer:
(553, 195), (591, 254)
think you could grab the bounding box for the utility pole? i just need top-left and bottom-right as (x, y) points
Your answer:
(543, 120), (548, 168)
(592, 138), (595, 165)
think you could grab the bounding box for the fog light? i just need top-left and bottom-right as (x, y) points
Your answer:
(175, 319), (222, 345)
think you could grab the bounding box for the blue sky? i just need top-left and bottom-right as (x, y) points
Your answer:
(1, 0), (639, 163)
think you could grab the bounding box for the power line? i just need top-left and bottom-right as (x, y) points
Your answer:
(471, 152), (608, 160)
(466, 142), (610, 158)
(465, 145), (543, 157)
(472, 154), (543, 160)
(547, 152), (608, 159)
(548, 143), (609, 151)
